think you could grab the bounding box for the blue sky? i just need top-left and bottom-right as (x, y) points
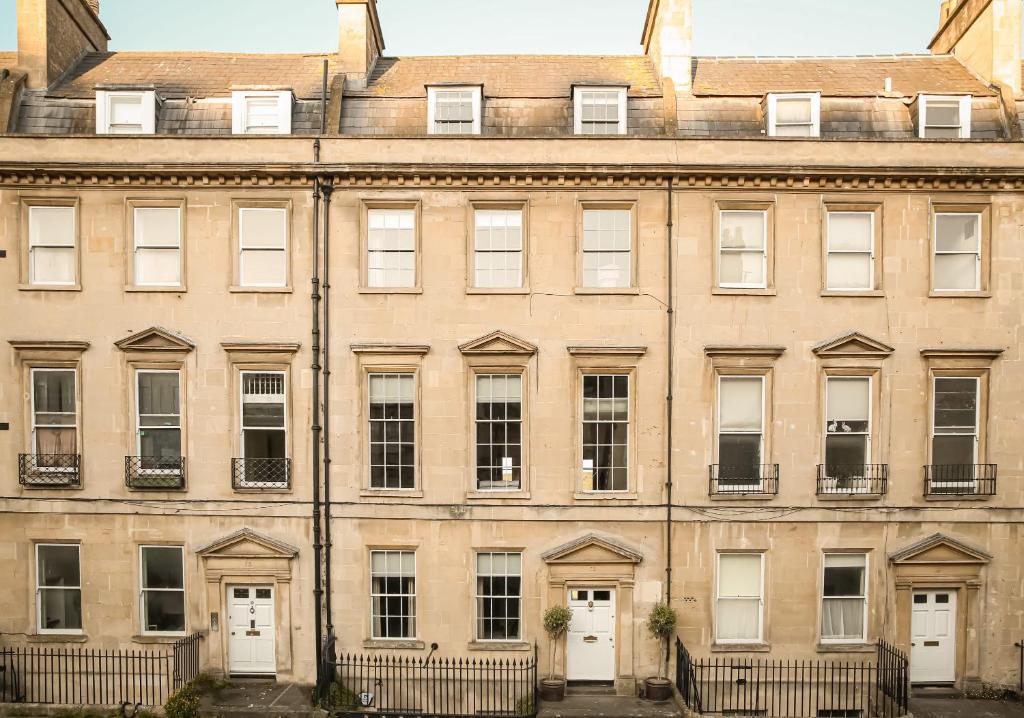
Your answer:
(0, 1), (943, 56)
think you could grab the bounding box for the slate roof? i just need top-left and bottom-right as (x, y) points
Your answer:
(691, 55), (997, 97)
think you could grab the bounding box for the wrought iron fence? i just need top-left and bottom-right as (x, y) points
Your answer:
(323, 647), (538, 717)
(709, 464), (780, 496)
(18, 453), (81, 487)
(124, 456), (186, 490)
(675, 637), (909, 717)
(924, 464), (997, 496)
(0, 633), (202, 707)
(816, 463), (889, 496)
(232, 457), (291, 489)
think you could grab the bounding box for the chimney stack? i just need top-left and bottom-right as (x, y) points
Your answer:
(929, 0), (1021, 96)
(16, 0), (109, 89)
(336, 0), (384, 90)
(642, 0), (693, 93)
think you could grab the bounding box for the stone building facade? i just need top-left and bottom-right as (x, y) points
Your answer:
(2, 0), (1024, 698)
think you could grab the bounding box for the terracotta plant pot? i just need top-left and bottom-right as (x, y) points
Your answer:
(539, 678), (566, 702)
(644, 676), (673, 702)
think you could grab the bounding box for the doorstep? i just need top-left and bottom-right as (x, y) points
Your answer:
(538, 695), (682, 718)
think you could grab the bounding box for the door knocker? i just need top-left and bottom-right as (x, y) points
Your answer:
(587, 600), (594, 610)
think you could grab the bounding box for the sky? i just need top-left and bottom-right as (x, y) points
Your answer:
(0, 0), (945, 57)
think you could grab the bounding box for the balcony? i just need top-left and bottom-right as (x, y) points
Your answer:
(708, 464), (779, 496)
(816, 463), (888, 496)
(124, 456), (186, 490)
(18, 453), (81, 488)
(924, 464), (997, 497)
(232, 457), (291, 490)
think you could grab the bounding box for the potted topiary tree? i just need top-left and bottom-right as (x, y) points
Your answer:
(644, 602), (678, 701)
(539, 605), (573, 702)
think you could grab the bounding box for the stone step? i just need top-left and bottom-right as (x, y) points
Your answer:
(565, 682), (617, 696)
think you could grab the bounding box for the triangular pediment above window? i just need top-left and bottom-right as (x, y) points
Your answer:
(889, 533), (991, 565)
(812, 331), (894, 358)
(541, 533), (642, 565)
(459, 330), (537, 356)
(196, 528), (299, 559)
(115, 326), (195, 353)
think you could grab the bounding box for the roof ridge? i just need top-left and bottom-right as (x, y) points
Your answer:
(695, 53), (949, 61)
(82, 50), (335, 59)
(378, 54), (650, 61)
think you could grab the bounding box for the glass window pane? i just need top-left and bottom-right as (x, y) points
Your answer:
(775, 97), (812, 123)
(825, 434), (868, 466)
(719, 251), (764, 286)
(40, 587), (82, 631)
(135, 248), (181, 285)
(829, 213), (873, 252)
(29, 206), (75, 247)
(716, 598), (760, 641)
(926, 101), (960, 127)
(823, 565), (864, 596)
(138, 372), (180, 416)
(135, 207), (180, 248)
(110, 95), (143, 126)
(719, 377), (762, 432)
(34, 370), (76, 414)
(718, 434), (761, 474)
(38, 545), (80, 587)
(936, 214), (980, 252)
(774, 123), (814, 137)
(932, 434), (975, 465)
(143, 591), (185, 632)
(934, 253), (978, 291)
(822, 598), (864, 640)
(720, 211), (765, 249)
(241, 249), (286, 286)
(240, 208), (287, 249)
(827, 253), (872, 290)
(142, 546), (183, 589)
(934, 378), (977, 429)
(719, 554), (761, 597)
(827, 378), (869, 423)
(31, 247), (76, 284)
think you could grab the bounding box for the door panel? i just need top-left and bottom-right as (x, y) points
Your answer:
(910, 590), (956, 684)
(566, 588), (615, 681)
(227, 585), (276, 675)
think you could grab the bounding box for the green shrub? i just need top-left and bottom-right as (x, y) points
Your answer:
(515, 695), (536, 715)
(646, 603), (678, 640)
(325, 681), (359, 710)
(164, 682), (201, 718)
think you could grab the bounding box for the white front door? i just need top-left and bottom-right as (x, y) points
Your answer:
(910, 590), (956, 684)
(566, 588), (615, 681)
(227, 585), (276, 675)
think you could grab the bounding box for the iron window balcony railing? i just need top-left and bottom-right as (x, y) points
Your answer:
(924, 464), (997, 497)
(18, 453), (81, 487)
(708, 464), (779, 496)
(816, 463), (888, 496)
(232, 457), (291, 490)
(124, 456), (186, 490)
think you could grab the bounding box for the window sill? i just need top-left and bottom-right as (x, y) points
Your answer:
(466, 490), (531, 500)
(125, 286), (187, 293)
(360, 489), (425, 499)
(358, 287), (423, 295)
(229, 286), (293, 294)
(234, 487), (294, 495)
(711, 642), (771, 653)
(923, 493), (993, 502)
(817, 493), (885, 502)
(573, 491), (638, 501)
(132, 634), (186, 644)
(573, 287), (641, 296)
(820, 289), (885, 298)
(712, 287), (776, 296)
(466, 287), (531, 295)
(816, 643), (874, 654)
(709, 493), (778, 502)
(928, 291), (990, 299)
(363, 639), (425, 650)
(467, 641), (532, 652)
(18, 284), (82, 292)
(27, 633), (88, 643)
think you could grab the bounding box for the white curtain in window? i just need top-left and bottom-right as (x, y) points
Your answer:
(822, 598), (865, 639)
(827, 378), (869, 422)
(717, 598), (761, 640)
(719, 377), (762, 432)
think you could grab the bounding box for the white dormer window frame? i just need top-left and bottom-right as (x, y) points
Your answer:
(918, 94), (972, 139)
(426, 86), (482, 135)
(96, 90), (157, 135)
(766, 92), (820, 138)
(573, 86), (628, 136)
(231, 91), (293, 136)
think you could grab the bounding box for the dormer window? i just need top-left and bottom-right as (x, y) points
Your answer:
(427, 86), (481, 135)
(573, 86), (627, 136)
(919, 95), (972, 139)
(96, 90), (156, 135)
(231, 91), (293, 135)
(766, 92), (820, 137)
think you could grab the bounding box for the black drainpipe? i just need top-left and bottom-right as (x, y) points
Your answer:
(665, 176), (675, 606)
(322, 177), (335, 640)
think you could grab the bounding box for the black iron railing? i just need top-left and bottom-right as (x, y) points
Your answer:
(323, 647), (538, 717)
(674, 637), (909, 718)
(0, 633), (202, 707)
(18, 453), (81, 487)
(924, 464), (997, 496)
(232, 457), (291, 490)
(709, 464), (779, 496)
(817, 464), (888, 496)
(125, 456), (186, 490)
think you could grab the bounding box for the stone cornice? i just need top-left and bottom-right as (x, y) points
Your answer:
(567, 345), (647, 357)
(704, 345), (786, 358)
(350, 343), (430, 356)
(221, 341), (301, 355)
(8, 340), (90, 354)
(920, 347), (1004, 360)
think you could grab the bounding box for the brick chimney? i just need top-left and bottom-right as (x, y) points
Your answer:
(17, 0), (109, 89)
(336, 0), (384, 90)
(929, 0), (1021, 96)
(641, 0), (693, 93)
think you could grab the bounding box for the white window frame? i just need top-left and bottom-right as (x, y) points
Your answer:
(30, 367), (78, 472)
(718, 209), (768, 289)
(918, 95), (972, 139)
(766, 92), (820, 138)
(820, 553), (868, 644)
(35, 543), (83, 635)
(822, 376), (873, 491)
(930, 376), (980, 490)
(475, 551), (523, 642)
(367, 372), (417, 490)
(933, 212), (982, 293)
(473, 207), (524, 289)
(96, 90), (156, 135)
(369, 549), (417, 640)
(715, 375), (765, 492)
(573, 86), (628, 135)
(715, 552), (765, 644)
(427, 86), (482, 135)
(475, 373), (524, 491)
(826, 211), (875, 291)
(28, 205), (77, 286)
(240, 370), (288, 460)
(231, 91), (293, 135)
(579, 373), (631, 493)
(139, 545), (186, 636)
(366, 207), (418, 289)
(135, 369), (183, 473)
(132, 205), (182, 288)
(238, 207), (288, 288)
(580, 206), (633, 289)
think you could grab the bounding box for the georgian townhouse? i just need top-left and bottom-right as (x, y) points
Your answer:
(2, 0), (1024, 706)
